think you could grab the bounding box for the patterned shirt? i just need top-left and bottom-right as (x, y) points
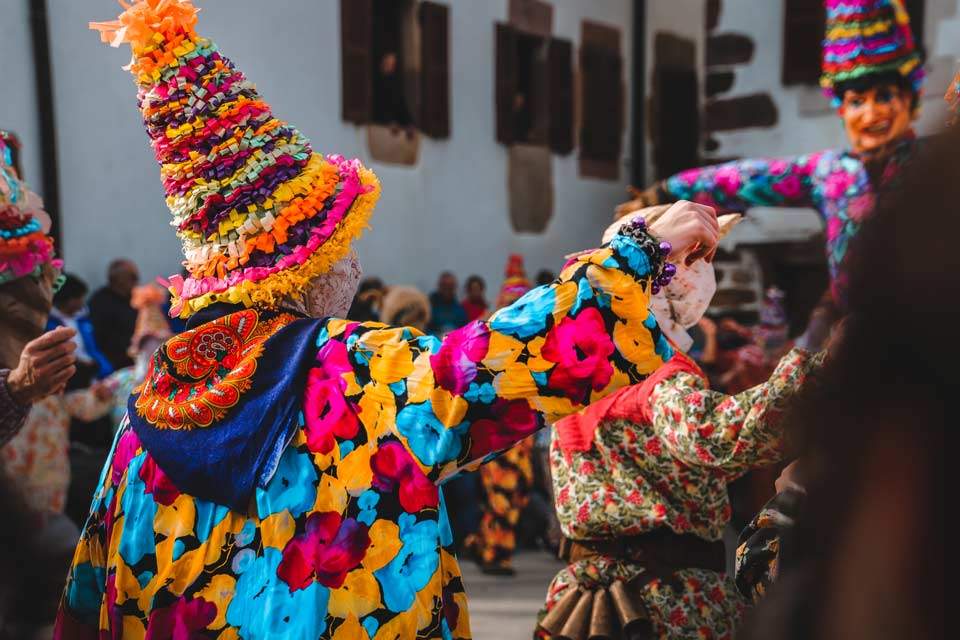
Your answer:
(664, 137), (914, 307)
(55, 236), (673, 640)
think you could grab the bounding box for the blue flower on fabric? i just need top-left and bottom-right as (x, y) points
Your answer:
(437, 493), (454, 547)
(65, 562), (106, 623)
(226, 548), (330, 640)
(374, 513), (440, 612)
(395, 401), (468, 467)
(570, 277), (594, 316)
(362, 616), (380, 638)
(357, 489), (380, 526)
(609, 235), (653, 277)
(490, 286), (556, 339)
(464, 382), (496, 404)
(118, 453), (158, 566)
(194, 499), (230, 544)
(255, 448), (318, 519)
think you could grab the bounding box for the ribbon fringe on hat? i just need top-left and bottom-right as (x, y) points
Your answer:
(91, 0), (380, 318)
(820, 0), (925, 107)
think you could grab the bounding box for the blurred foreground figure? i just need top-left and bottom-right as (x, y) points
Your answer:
(56, 3), (718, 638)
(735, 114), (952, 640)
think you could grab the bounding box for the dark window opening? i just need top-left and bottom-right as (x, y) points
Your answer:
(371, 0), (414, 128)
(512, 34), (546, 144)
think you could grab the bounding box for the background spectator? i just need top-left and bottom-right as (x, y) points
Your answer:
(461, 275), (488, 321)
(380, 285), (431, 331)
(428, 270), (467, 335)
(348, 276), (386, 322)
(88, 259), (139, 370)
(47, 273), (113, 380)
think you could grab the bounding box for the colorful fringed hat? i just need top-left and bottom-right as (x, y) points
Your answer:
(0, 136), (60, 286)
(821, 0), (925, 107)
(91, 0), (381, 318)
(496, 254), (531, 309)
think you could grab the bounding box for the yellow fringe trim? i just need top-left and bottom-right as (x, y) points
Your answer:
(173, 166), (381, 318)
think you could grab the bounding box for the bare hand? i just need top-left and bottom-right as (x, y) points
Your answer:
(647, 200), (720, 265)
(6, 327), (78, 406)
(698, 316), (717, 337)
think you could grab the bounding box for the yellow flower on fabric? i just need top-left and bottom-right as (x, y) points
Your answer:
(374, 610), (417, 640)
(357, 385), (396, 443)
(260, 510), (296, 550)
(328, 569), (382, 619)
(588, 263), (649, 321)
(613, 320), (664, 375)
(483, 332), (524, 371)
(405, 352), (436, 404)
(493, 363), (537, 399)
(154, 495), (196, 540)
(362, 519), (402, 572)
(312, 473), (348, 514)
(338, 445), (374, 495)
(115, 560), (142, 605)
(525, 336), (554, 373)
(429, 388), (468, 427)
(550, 281), (579, 325)
(358, 329), (412, 382)
(196, 574), (236, 630)
(215, 628), (240, 640)
(331, 614), (367, 640)
(530, 395), (576, 424)
(122, 615), (146, 639)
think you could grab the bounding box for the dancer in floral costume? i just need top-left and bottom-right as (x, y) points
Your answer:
(55, 3), (720, 638)
(537, 211), (822, 640)
(464, 255), (536, 576)
(620, 0), (924, 314)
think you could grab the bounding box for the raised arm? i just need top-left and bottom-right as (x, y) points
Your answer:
(311, 204), (719, 482)
(619, 154), (825, 218)
(650, 348), (822, 476)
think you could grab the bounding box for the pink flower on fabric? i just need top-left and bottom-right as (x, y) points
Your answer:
(823, 171), (854, 199)
(768, 160), (789, 175)
(847, 194), (874, 222)
(139, 455), (181, 506)
(772, 174), (802, 200)
(430, 321), (490, 395)
(277, 512), (371, 591)
(304, 341), (359, 455)
(826, 216), (844, 243)
(467, 399), (538, 458)
(112, 429), (141, 485)
(541, 307), (615, 404)
(145, 596), (217, 639)
(370, 440), (439, 513)
(714, 166), (742, 196)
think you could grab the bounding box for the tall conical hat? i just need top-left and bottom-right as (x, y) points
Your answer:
(91, 0), (380, 318)
(820, 0), (925, 107)
(496, 254), (531, 309)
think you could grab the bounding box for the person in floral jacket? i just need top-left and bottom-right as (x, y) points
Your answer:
(55, 3), (720, 638)
(619, 0), (925, 317)
(537, 212), (822, 640)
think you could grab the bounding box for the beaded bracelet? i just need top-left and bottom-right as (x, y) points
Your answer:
(616, 217), (677, 295)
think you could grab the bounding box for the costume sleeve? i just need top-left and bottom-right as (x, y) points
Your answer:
(0, 369), (29, 447)
(663, 153), (823, 213)
(62, 387), (114, 423)
(650, 348), (821, 475)
(54, 423), (129, 638)
(319, 234), (674, 483)
(735, 488), (805, 603)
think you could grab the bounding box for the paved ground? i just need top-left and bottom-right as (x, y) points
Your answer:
(460, 551), (563, 640)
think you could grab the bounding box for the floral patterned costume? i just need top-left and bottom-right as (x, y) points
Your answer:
(464, 436), (535, 571)
(664, 135), (914, 307)
(540, 349), (821, 639)
(55, 234), (676, 640)
(1, 389), (113, 514)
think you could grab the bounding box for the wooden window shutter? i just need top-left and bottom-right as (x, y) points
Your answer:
(547, 38), (574, 155)
(782, 0), (823, 86)
(495, 23), (519, 145)
(340, 0), (373, 124)
(419, 2), (451, 138)
(580, 43), (623, 162)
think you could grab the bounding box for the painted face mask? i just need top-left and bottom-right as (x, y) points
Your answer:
(840, 84), (914, 154)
